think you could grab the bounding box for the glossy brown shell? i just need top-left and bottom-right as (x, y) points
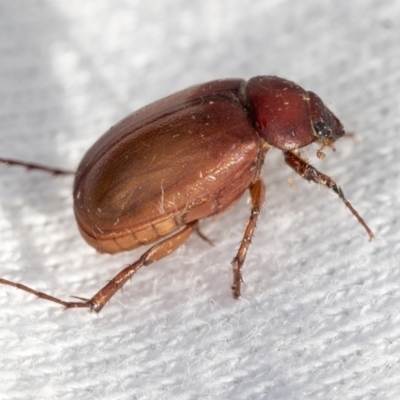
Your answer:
(244, 76), (344, 149)
(245, 76), (316, 150)
(74, 79), (263, 254)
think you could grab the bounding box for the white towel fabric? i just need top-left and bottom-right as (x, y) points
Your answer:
(0, 1), (399, 399)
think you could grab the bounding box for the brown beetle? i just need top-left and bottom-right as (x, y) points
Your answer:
(0, 76), (373, 313)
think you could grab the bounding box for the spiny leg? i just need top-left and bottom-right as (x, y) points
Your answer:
(284, 150), (373, 240)
(0, 222), (198, 313)
(0, 157), (74, 175)
(84, 221), (198, 312)
(0, 278), (89, 309)
(231, 179), (265, 299)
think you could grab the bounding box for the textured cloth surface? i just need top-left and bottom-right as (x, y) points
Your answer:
(0, 1), (399, 399)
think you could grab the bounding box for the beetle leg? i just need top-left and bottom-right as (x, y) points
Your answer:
(0, 157), (74, 175)
(195, 226), (214, 246)
(284, 151), (373, 240)
(0, 278), (90, 309)
(0, 221), (198, 313)
(76, 220), (199, 312)
(231, 179), (265, 299)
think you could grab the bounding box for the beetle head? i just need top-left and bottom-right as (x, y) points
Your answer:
(244, 76), (345, 152)
(308, 91), (345, 157)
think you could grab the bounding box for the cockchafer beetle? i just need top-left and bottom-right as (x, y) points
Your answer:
(0, 76), (373, 313)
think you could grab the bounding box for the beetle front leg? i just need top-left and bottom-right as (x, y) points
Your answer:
(231, 179), (265, 299)
(284, 151), (373, 240)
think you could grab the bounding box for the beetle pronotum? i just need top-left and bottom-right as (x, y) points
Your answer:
(0, 76), (373, 313)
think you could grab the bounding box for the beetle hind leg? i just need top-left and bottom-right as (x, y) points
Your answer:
(0, 157), (74, 175)
(231, 179), (265, 299)
(0, 278), (91, 310)
(0, 221), (198, 313)
(71, 220), (199, 313)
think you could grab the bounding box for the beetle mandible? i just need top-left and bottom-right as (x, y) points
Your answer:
(0, 76), (373, 313)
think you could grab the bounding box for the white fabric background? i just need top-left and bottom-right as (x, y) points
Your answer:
(0, 1), (399, 399)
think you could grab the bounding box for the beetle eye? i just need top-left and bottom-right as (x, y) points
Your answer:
(314, 121), (331, 138)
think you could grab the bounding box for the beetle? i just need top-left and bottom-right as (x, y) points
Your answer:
(0, 76), (373, 313)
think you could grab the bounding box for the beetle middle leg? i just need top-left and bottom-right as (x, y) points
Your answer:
(0, 221), (198, 313)
(284, 151), (373, 240)
(195, 226), (214, 246)
(231, 179), (265, 299)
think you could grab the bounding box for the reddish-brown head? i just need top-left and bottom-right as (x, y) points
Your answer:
(244, 76), (345, 151)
